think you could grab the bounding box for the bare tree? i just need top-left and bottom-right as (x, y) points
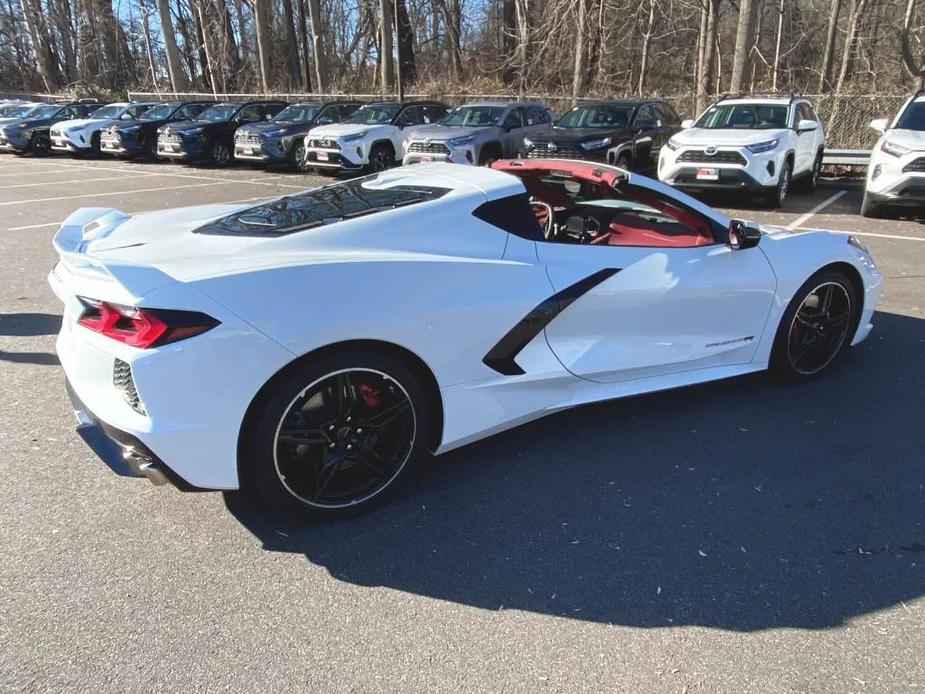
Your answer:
(729, 0), (756, 92)
(253, 0), (272, 91)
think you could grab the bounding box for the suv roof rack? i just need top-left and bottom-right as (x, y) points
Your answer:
(716, 91), (801, 103)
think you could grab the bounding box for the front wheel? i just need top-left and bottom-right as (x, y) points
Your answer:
(860, 190), (882, 218)
(292, 142), (308, 171)
(368, 143), (393, 172)
(29, 132), (50, 156)
(210, 141), (232, 167)
(769, 269), (857, 382)
(246, 351), (432, 518)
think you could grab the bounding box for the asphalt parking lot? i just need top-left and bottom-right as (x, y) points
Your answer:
(1, 154), (923, 693)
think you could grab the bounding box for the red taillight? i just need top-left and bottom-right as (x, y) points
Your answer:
(77, 299), (218, 348)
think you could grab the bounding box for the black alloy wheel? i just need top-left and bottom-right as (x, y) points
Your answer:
(248, 351), (432, 518)
(369, 143), (392, 172)
(29, 133), (50, 156)
(211, 141), (232, 166)
(292, 142), (308, 171)
(770, 270), (856, 381)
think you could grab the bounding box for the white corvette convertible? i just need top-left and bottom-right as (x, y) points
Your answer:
(50, 160), (881, 517)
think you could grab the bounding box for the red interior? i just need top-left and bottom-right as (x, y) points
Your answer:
(491, 159), (714, 248)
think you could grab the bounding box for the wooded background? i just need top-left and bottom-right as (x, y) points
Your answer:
(4, 0), (925, 115)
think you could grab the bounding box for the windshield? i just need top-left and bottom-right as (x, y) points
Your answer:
(0, 105), (33, 118)
(695, 103), (789, 129)
(895, 101), (925, 130)
(90, 104), (126, 119)
(556, 105), (632, 129)
(440, 106), (504, 127)
(195, 104), (237, 122)
(344, 104), (400, 125)
(196, 175), (451, 236)
(141, 104), (173, 120)
(274, 104), (321, 123)
(23, 104), (60, 119)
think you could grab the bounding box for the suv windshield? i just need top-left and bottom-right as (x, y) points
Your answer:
(26, 104), (61, 119)
(90, 104), (126, 119)
(556, 105), (632, 129)
(895, 101), (925, 130)
(0, 105), (34, 118)
(196, 175), (451, 236)
(695, 103), (789, 129)
(141, 104), (173, 120)
(344, 104), (400, 125)
(273, 104), (321, 123)
(195, 104), (237, 122)
(440, 106), (504, 127)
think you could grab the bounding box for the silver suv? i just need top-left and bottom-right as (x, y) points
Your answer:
(402, 101), (552, 166)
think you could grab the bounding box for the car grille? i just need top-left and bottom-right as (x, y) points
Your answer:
(408, 141), (450, 154)
(113, 358), (145, 415)
(236, 132), (262, 146)
(902, 157), (925, 173)
(307, 138), (341, 150)
(159, 132), (181, 144)
(527, 141), (585, 158)
(677, 149), (747, 165)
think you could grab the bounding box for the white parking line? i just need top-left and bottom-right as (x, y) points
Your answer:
(0, 173), (157, 190)
(0, 167), (88, 178)
(0, 180), (227, 207)
(785, 190), (847, 229)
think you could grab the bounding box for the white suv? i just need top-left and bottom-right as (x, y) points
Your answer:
(862, 92), (925, 218)
(658, 94), (825, 207)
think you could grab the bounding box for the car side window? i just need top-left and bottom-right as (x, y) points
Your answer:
(341, 104), (361, 119)
(318, 105), (339, 123)
(654, 104), (676, 126)
(422, 105), (447, 123)
(525, 106), (545, 126)
(237, 105), (262, 123)
(396, 106), (422, 126)
(263, 103), (284, 119)
(503, 108), (523, 130)
(634, 105), (656, 129)
(126, 104), (151, 118)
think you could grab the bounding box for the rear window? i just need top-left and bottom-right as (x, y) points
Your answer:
(195, 175), (451, 236)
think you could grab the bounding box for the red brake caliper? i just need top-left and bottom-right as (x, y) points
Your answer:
(357, 383), (388, 435)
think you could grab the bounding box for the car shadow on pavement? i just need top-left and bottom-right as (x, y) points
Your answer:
(226, 310), (925, 631)
(0, 312), (61, 336)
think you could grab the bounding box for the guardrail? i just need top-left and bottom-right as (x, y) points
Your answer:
(821, 149), (870, 168)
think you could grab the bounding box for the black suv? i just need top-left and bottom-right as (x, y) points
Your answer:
(101, 101), (214, 160)
(524, 99), (681, 170)
(234, 100), (362, 169)
(156, 100), (288, 166)
(0, 101), (102, 155)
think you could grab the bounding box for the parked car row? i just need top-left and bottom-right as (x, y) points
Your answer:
(6, 91), (925, 214)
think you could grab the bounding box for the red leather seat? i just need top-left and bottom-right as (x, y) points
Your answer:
(592, 212), (712, 248)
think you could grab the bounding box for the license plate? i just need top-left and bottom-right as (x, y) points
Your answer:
(102, 140), (115, 148)
(240, 146), (253, 155)
(420, 155), (434, 162)
(696, 167), (719, 181)
(317, 151), (329, 161)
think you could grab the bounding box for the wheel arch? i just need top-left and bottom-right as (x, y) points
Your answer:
(237, 338), (445, 483)
(782, 260), (865, 341)
(371, 138), (396, 157)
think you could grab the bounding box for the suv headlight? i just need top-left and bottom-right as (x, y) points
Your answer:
(581, 136), (612, 150)
(665, 138), (680, 151)
(746, 138), (779, 154)
(341, 131), (368, 143)
(881, 140), (911, 157)
(446, 134), (474, 148)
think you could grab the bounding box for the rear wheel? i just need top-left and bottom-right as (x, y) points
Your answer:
(769, 269), (857, 381)
(795, 152), (822, 193)
(246, 351), (432, 518)
(764, 160), (791, 208)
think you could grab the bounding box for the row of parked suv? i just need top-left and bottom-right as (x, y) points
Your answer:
(2, 91), (917, 215)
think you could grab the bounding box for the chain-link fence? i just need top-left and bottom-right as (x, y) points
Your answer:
(127, 90), (910, 151)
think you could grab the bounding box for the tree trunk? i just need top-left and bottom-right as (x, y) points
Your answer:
(194, 0), (219, 95)
(294, 0), (312, 91)
(53, 0), (77, 81)
(571, 0), (590, 103)
(281, 0), (301, 88)
(253, 0), (273, 91)
(637, 0), (656, 95)
(772, 0), (785, 90)
(139, 0), (159, 89)
(379, 0), (394, 91)
(834, 0), (869, 93)
(396, 0), (416, 84)
(900, 0), (925, 84)
(156, 0), (188, 90)
(21, 0), (58, 90)
(501, 0), (515, 85)
(696, 0), (717, 114)
(306, 0), (325, 92)
(234, 0), (250, 87)
(729, 0), (755, 92)
(818, 0), (842, 92)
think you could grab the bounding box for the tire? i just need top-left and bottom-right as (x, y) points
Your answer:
(769, 269), (857, 382)
(794, 152), (821, 194)
(764, 160), (791, 208)
(478, 146), (501, 167)
(615, 152), (632, 171)
(368, 142), (393, 173)
(291, 142), (308, 171)
(29, 132), (50, 156)
(860, 190), (882, 218)
(210, 141), (232, 167)
(89, 132), (101, 158)
(245, 350), (433, 519)
(144, 135), (158, 161)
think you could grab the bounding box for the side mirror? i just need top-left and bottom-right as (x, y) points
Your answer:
(681, 119), (694, 129)
(728, 219), (761, 250)
(265, 113), (273, 121)
(797, 118), (818, 133)
(869, 117), (889, 133)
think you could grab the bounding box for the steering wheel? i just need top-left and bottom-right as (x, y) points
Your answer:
(530, 199), (556, 240)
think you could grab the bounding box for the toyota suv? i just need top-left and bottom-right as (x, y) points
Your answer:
(524, 99), (679, 170)
(157, 100), (287, 166)
(234, 100), (361, 169)
(50, 101), (160, 156)
(862, 90), (925, 217)
(658, 93), (825, 207)
(100, 101), (213, 160)
(0, 101), (101, 155)
(402, 101), (551, 166)
(303, 100), (449, 173)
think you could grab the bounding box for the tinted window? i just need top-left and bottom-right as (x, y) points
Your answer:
(396, 106), (422, 125)
(126, 103), (154, 118)
(896, 100), (925, 130)
(344, 104), (401, 125)
(196, 104), (238, 122)
(237, 105), (263, 122)
(441, 105), (504, 127)
(695, 103), (788, 129)
(195, 175), (451, 236)
(141, 103), (172, 120)
(556, 105), (631, 129)
(25, 104), (61, 119)
(528, 105), (551, 124)
(634, 105), (656, 128)
(422, 104), (449, 123)
(503, 108), (523, 129)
